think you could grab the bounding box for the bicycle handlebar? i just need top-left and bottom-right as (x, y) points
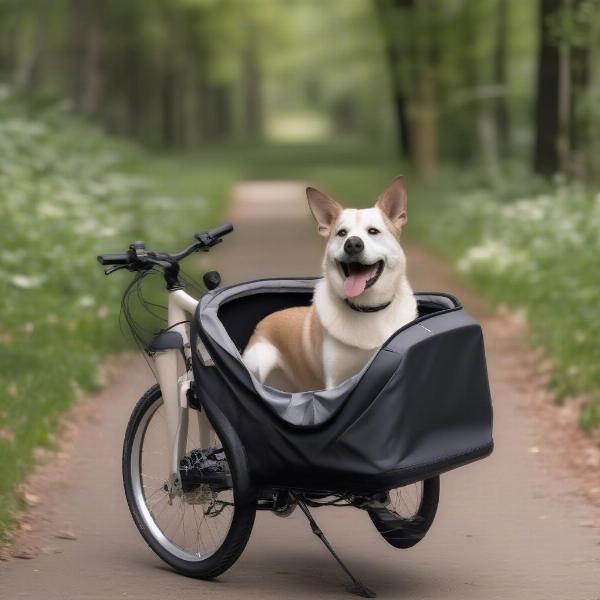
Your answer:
(97, 253), (129, 266)
(96, 223), (234, 269)
(205, 223), (233, 239)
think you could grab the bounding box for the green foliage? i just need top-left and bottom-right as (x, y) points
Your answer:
(0, 97), (238, 537)
(0, 0), (396, 147)
(408, 171), (600, 428)
(261, 0), (393, 140)
(579, 400), (600, 432)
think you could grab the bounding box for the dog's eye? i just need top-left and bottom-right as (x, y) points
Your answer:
(337, 229), (347, 237)
(367, 228), (380, 235)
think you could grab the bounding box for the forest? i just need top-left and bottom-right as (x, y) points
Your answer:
(2, 0), (597, 176)
(0, 0), (599, 535)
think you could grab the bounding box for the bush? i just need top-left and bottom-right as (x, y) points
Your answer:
(0, 97), (236, 537)
(410, 173), (600, 430)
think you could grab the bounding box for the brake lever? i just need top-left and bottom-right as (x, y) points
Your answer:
(104, 264), (129, 276)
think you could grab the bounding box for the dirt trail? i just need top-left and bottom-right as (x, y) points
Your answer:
(1, 182), (599, 600)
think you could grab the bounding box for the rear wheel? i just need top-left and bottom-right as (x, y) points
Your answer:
(122, 384), (256, 578)
(368, 477), (440, 549)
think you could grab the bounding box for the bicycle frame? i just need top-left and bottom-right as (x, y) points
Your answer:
(98, 225), (233, 484)
(152, 288), (212, 481)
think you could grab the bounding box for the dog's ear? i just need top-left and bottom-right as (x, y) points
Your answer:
(376, 176), (408, 231)
(306, 187), (343, 237)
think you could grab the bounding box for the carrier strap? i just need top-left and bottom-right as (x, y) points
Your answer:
(344, 299), (391, 313)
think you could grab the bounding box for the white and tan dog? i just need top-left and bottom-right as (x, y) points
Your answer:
(243, 176), (417, 391)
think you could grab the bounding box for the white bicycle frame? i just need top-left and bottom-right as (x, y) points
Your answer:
(152, 288), (212, 480)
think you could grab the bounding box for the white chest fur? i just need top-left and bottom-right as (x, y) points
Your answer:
(313, 278), (417, 387)
(322, 334), (375, 388)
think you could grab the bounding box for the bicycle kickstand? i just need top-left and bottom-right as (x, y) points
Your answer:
(293, 493), (376, 599)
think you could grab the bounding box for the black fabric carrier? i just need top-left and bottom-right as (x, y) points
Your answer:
(192, 278), (493, 494)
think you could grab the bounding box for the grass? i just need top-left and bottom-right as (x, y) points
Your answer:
(406, 171), (600, 432)
(0, 99), (240, 538)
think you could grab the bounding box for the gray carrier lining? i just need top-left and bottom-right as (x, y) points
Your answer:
(198, 278), (456, 426)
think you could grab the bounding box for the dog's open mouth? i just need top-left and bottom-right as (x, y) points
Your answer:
(338, 260), (384, 299)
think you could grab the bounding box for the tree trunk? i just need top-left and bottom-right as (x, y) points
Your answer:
(454, 2), (480, 164)
(126, 48), (143, 139)
(13, 19), (39, 89)
(182, 71), (199, 148)
(161, 68), (176, 147)
(411, 65), (437, 179)
(476, 2), (500, 178)
(557, 27), (571, 172)
(81, 22), (104, 116)
(374, 0), (413, 159)
(382, 40), (412, 157)
(534, 0), (562, 176)
(410, 0), (438, 179)
(569, 0), (590, 179)
(241, 20), (262, 140)
(213, 84), (233, 140)
(195, 78), (224, 142)
(67, 0), (106, 116)
(493, 0), (510, 159)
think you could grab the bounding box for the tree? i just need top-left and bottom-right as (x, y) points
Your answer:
(568, 0), (591, 178)
(68, 0), (105, 116)
(534, 0), (594, 177)
(0, 0), (259, 147)
(240, 16), (263, 141)
(534, 0), (562, 176)
(374, 0), (413, 159)
(493, 0), (510, 160)
(374, 0), (439, 178)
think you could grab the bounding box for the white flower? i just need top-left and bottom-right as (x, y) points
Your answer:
(458, 240), (526, 275)
(77, 295), (95, 308)
(11, 274), (45, 289)
(97, 227), (117, 238)
(38, 202), (66, 218)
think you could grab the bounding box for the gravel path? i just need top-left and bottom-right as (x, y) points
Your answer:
(1, 181), (599, 599)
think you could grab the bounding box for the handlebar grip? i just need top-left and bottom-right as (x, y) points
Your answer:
(206, 223), (233, 239)
(97, 253), (129, 266)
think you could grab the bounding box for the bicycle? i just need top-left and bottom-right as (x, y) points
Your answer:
(98, 224), (493, 598)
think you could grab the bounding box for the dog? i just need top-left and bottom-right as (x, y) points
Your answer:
(242, 176), (417, 391)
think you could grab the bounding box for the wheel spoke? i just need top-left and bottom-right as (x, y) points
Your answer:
(130, 394), (235, 561)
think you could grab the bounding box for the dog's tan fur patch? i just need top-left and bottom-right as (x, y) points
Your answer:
(244, 305), (324, 391)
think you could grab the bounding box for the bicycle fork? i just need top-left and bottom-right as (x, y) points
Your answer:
(152, 291), (212, 486)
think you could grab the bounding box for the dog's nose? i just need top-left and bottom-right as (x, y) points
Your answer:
(344, 236), (364, 256)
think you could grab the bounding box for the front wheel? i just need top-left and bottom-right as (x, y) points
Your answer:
(122, 384), (256, 578)
(368, 477), (440, 549)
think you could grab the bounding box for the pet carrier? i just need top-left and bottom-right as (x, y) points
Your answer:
(192, 278), (493, 494)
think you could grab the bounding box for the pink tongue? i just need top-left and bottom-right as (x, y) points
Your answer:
(343, 265), (378, 299)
